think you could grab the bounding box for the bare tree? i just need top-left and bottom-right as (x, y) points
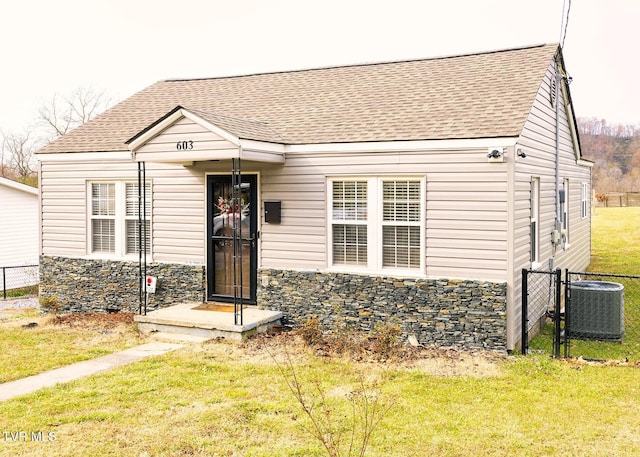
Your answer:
(1, 130), (38, 185)
(39, 87), (112, 140)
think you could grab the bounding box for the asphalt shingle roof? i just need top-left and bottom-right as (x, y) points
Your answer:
(39, 43), (559, 154)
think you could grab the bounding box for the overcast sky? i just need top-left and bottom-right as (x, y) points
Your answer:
(1, 0), (639, 136)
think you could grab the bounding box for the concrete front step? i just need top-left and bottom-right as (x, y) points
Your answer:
(135, 302), (283, 342)
(148, 332), (214, 344)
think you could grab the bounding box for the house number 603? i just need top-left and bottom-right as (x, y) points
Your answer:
(176, 140), (194, 150)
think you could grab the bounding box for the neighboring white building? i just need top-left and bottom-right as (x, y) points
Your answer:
(35, 43), (592, 351)
(0, 177), (39, 290)
(0, 177), (39, 266)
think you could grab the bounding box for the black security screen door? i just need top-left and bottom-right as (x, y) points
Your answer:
(206, 174), (258, 303)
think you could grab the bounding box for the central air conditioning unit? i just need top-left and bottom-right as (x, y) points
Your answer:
(568, 281), (624, 341)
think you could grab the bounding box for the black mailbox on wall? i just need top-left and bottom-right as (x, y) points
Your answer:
(264, 201), (281, 224)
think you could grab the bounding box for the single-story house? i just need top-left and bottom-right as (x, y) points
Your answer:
(0, 177), (39, 290)
(35, 43), (592, 351)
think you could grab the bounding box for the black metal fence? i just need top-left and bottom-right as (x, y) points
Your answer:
(1, 265), (39, 300)
(524, 269), (640, 361)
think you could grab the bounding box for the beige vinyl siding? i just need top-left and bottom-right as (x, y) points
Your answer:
(255, 148), (509, 280)
(198, 150), (508, 277)
(40, 160), (206, 263)
(136, 117), (236, 154)
(509, 61), (592, 349)
(260, 165), (327, 267)
(40, 163), (88, 257)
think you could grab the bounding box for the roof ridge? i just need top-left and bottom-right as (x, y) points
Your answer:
(163, 43), (557, 83)
(188, 107), (270, 126)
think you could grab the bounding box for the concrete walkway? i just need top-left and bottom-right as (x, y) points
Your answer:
(0, 342), (182, 402)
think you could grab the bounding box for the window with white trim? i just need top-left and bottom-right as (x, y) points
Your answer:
(381, 180), (422, 268)
(530, 177), (540, 264)
(89, 181), (151, 257)
(581, 182), (590, 219)
(562, 178), (570, 245)
(331, 180), (368, 266)
(329, 177), (424, 273)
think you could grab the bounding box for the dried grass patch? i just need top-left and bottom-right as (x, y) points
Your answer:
(193, 330), (507, 378)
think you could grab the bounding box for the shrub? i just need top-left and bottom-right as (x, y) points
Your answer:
(371, 322), (403, 359)
(298, 315), (324, 346)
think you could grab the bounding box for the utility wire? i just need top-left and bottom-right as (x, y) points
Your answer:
(560, 0), (572, 48)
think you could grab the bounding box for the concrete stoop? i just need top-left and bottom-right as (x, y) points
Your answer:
(134, 302), (283, 342)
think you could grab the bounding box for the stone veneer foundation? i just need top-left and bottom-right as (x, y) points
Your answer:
(39, 256), (205, 313)
(39, 257), (507, 351)
(258, 269), (507, 351)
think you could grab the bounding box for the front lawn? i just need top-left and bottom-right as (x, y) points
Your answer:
(0, 313), (142, 383)
(0, 337), (638, 456)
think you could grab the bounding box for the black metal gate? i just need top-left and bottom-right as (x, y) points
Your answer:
(521, 268), (564, 356)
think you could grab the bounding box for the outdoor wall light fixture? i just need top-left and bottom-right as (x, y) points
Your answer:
(487, 147), (504, 162)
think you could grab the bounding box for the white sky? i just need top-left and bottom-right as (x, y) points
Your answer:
(1, 0), (639, 135)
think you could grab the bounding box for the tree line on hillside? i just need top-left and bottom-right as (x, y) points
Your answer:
(578, 117), (640, 196)
(0, 88), (112, 187)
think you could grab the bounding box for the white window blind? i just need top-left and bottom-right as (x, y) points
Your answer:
(332, 181), (368, 265)
(125, 183), (151, 254)
(89, 181), (151, 257)
(382, 180), (421, 268)
(329, 177), (424, 273)
(91, 183), (115, 253)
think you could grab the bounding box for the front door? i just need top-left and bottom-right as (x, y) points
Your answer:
(206, 174), (258, 303)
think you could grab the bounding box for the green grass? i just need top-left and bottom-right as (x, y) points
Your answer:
(3, 284), (38, 298)
(589, 207), (640, 273)
(530, 206), (640, 360)
(0, 315), (143, 383)
(0, 342), (638, 456)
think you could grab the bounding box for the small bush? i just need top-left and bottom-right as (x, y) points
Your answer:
(371, 322), (403, 359)
(298, 315), (324, 346)
(273, 350), (395, 457)
(39, 295), (60, 312)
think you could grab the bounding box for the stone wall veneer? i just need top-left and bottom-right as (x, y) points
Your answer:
(39, 256), (205, 313)
(39, 256), (506, 351)
(258, 269), (507, 351)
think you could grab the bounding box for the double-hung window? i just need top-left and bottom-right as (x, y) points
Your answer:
(530, 177), (540, 265)
(329, 177), (424, 273)
(381, 180), (422, 269)
(581, 182), (590, 219)
(562, 178), (570, 245)
(331, 180), (368, 266)
(89, 181), (151, 257)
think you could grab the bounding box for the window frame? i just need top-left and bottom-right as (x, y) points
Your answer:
(581, 182), (590, 219)
(87, 180), (152, 259)
(530, 177), (540, 267)
(562, 178), (570, 246)
(327, 176), (426, 275)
